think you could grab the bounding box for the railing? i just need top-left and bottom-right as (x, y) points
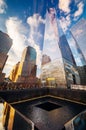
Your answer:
(71, 84), (86, 90)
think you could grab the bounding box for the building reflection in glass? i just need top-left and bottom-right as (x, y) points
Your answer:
(41, 8), (80, 88)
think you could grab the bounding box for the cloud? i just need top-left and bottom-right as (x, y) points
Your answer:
(27, 14), (45, 68)
(0, 0), (7, 14)
(74, 2), (84, 17)
(3, 14), (45, 76)
(27, 14), (45, 28)
(3, 62), (14, 77)
(3, 17), (28, 75)
(59, 0), (71, 13)
(27, 14), (45, 46)
(6, 17), (27, 58)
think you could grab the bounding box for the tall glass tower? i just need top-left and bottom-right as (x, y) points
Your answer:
(0, 31), (12, 83)
(41, 8), (80, 88)
(70, 19), (86, 65)
(14, 46), (37, 83)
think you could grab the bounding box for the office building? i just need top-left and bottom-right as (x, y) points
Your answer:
(11, 46), (37, 83)
(0, 31), (12, 83)
(70, 19), (86, 84)
(77, 65), (86, 85)
(9, 62), (20, 82)
(41, 8), (80, 88)
(0, 31), (12, 54)
(42, 54), (51, 65)
(70, 19), (86, 62)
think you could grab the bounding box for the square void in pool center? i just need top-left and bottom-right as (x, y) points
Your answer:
(36, 102), (62, 111)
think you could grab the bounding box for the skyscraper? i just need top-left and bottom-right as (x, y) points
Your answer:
(41, 8), (80, 88)
(9, 62), (20, 82)
(42, 54), (51, 65)
(70, 19), (86, 62)
(77, 65), (86, 85)
(0, 31), (12, 54)
(0, 31), (12, 70)
(70, 19), (86, 84)
(11, 46), (37, 83)
(0, 31), (12, 83)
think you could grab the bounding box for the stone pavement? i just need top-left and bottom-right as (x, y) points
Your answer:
(13, 97), (86, 130)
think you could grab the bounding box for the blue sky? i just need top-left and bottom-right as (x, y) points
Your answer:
(0, 0), (86, 77)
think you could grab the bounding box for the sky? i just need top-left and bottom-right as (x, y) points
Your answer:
(0, 0), (86, 77)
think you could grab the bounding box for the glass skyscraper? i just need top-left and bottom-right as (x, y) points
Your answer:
(41, 8), (80, 88)
(0, 31), (12, 54)
(70, 19), (86, 84)
(9, 46), (37, 83)
(0, 31), (12, 83)
(70, 19), (86, 63)
(0, 31), (12, 70)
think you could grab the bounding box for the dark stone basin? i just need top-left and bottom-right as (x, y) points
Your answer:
(36, 101), (61, 111)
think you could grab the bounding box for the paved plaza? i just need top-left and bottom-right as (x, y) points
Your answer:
(13, 96), (86, 130)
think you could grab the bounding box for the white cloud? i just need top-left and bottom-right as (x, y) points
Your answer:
(27, 14), (45, 44)
(6, 17), (27, 58)
(27, 14), (45, 31)
(3, 17), (28, 75)
(59, 0), (71, 13)
(3, 62), (14, 77)
(0, 0), (7, 14)
(74, 2), (84, 17)
(27, 14), (45, 68)
(4, 14), (45, 76)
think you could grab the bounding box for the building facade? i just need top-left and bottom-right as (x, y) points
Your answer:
(0, 31), (12, 83)
(42, 54), (51, 65)
(9, 46), (37, 84)
(0, 31), (12, 54)
(41, 8), (80, 88)
(77, 65), (86, 85)
(70, 19), (86, 84)
(9, 62), (20, 82)
(70, 19), (86, 62)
